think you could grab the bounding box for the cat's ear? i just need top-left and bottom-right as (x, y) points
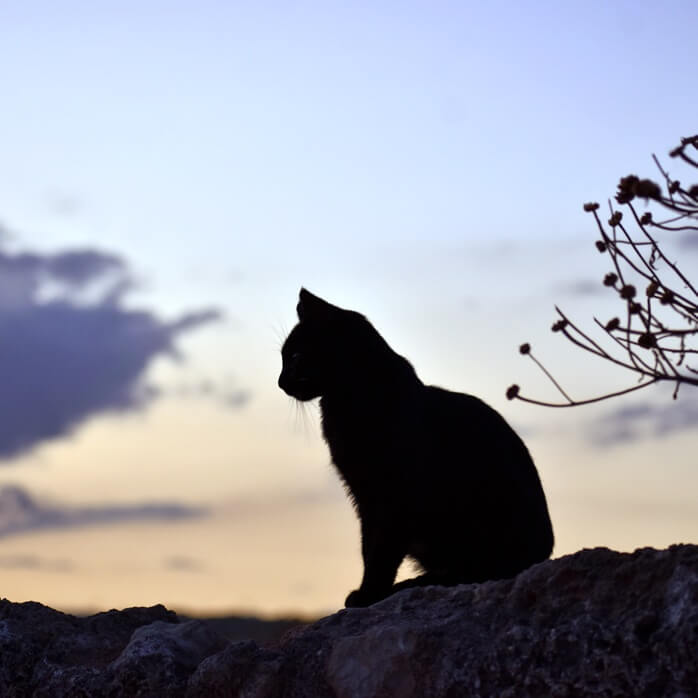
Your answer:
(297, 288), (338, 321)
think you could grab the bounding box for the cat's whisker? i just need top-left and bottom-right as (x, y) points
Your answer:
(270, 320), (289, 351)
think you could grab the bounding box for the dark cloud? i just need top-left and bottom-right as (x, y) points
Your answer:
(45, 249), (125, 286)
(0, 242), (222, 460)
(0, 485), (207, 539)
(588, 397), (698, 447)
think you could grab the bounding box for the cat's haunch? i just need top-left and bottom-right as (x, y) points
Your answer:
(279, 288), (554, 608)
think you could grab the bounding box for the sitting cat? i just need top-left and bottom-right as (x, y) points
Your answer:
(278, 288), (554, 607)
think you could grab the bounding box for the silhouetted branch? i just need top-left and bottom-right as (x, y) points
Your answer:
(507, 134), (698, 407)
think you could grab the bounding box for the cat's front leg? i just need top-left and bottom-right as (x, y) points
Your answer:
(345, 519), (405, 608)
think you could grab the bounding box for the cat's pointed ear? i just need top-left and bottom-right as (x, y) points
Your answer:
(297, 288), (338, 321)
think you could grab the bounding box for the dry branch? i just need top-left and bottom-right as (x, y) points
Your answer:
(508, 135), (698, 407)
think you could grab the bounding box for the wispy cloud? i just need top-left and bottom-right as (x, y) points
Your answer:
(554, 279), (605, 297)
(171, 380), (251, 409)
(587, 396), (698, 447)
(678, 232), (698, 251)
(0, 485), (207, 539)
(164, 555), (204, 573)
(0, 240), (223, 460)
(0, 554), (74, 572)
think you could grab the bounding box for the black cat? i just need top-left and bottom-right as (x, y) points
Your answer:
(278, 289), (554, 608)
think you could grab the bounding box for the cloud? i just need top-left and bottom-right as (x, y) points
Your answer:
(164, 555), (204, 573)
(588, 396), (698, 447)
(554, 279), (605, 297)
(0, 554), (74, 572)
(0, 485), (207, 539)
(0, 242), (222, 460)
(46, 193), (81, 218)
(678, 232), (698, 251)
(220, 389), (252, 409)
(170, 380), (252, 410)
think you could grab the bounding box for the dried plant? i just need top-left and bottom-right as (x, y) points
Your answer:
(507, 134), (698, 407)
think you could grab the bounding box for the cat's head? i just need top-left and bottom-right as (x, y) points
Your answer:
(278, 288), (376, 401)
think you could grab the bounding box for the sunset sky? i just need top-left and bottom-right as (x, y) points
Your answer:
(1, 1), (697, 617)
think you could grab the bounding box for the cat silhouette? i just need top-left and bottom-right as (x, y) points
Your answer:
(279, 288), (554, 607)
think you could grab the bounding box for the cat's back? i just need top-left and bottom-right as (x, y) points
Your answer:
(419, 385), (553, 555)
(418, 385), (538, 481)
(422, 385), (523, 438)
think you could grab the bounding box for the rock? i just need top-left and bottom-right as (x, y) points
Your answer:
(108, 620), (228, 696)
(187, 641), (284, 698)
(0, 601), (179, 697)
(0, 545), (696, 696)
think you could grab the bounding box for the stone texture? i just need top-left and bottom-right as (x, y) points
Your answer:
(1, 545), (696, 696)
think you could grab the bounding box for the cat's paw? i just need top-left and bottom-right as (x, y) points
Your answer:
(344, 589), (374, 608)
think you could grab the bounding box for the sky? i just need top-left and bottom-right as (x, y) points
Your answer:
(0, 0), (697, 616)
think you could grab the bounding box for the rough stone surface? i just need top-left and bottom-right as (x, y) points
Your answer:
(1, 545), (697, 696)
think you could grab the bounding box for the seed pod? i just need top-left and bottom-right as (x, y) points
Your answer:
(638, 333), (657, 349)
(620, 284), (636, 300)
(605, 317), (620, 331)
(519, 343), (531, 355)
(635, 179), (661, 200)
(506, 385), (520, 400)
(604, 273), (618, 287)
(616, 175), (638, 204)
(608, 212), (623, 227)
(660, 290), (675, 305)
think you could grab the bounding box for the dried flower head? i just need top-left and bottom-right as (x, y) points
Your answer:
(629, 302), (642, 315)
(660, 290), (675, 305)
(551, 319), (568, 332)
(616, 175), (639, 204)
(638, 332), (657, 349)
(608, 211), (623, 227)
(604, 273), (618, 287)
(640, 212), (653, 225)
(595, 240), (607, 253)
(605, 317), (620, 331)
(519, 343), (531, 355)
(634, 179), (661, 200)
(620, 284), (636, 300)
(646, 281), (659, 297)
(506, 384), (520, 400)
(583, 202), (600, 212)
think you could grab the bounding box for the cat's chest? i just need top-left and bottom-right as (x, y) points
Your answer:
(320, 396), (419, 472)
